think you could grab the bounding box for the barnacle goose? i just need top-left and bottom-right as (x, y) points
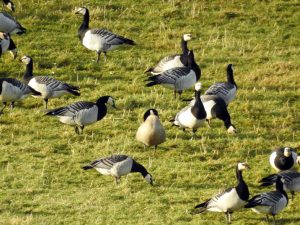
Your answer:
(188, 95), (237, 133)
(205, 64), (236, 105)
(136, 108), (166, 150)
(0, 78), (41, 114)
(192, 162), (249, 224)
(2, 0), (14, 11)
(20, 55), (80, 109)
(145, 34), (192, 75)
(75, 7), (135, 63)
(171, 82), (206, 139)
(45, 96), (116, 134)
(82, 155), (153, 185)
(0, 11), (26, 35)
(269, 147), (298, 172)
(0, 32), (17, 58)
(146, 50), (201, 99)
(260, 171), (300, 200)
(245, 176), (288, 224)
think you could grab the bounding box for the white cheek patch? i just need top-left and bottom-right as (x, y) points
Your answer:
(144, 174), (152, 183)
(227, 126), (237, 134)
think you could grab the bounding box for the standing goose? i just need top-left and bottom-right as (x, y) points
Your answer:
(136, 108), (166, 150)
(269, 147), (298, 172)
(20, 55), (80, 109)
(45, 96), (116, 134)
(145, 34), (192, 75)
(171, 82), (206, 139)
(0, 11), (26, 35)
(2, 0), (14, 12)
(146, 50), (201, 99)
(75, 7), (135, 63)
(245, 176), (288, 224)
(82, 155), (153, 185)
(205, 64), (236, 105)
(192, 162), (250, 224)
(260, 171), (300, 200)
(0, 78), (41, 114)
(0, 32), (17, 59)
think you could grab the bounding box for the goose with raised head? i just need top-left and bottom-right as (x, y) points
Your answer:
(0, 78), (41, 114)
(2, 0), (14, 11)
(45, 96), (116, 134)
(269, 147), (298, 172)
(0, 11), (26, 34)
(192, 162), (250, 224)
(145, 34), (192, 75)
(146, 50), (201, 99)
(245, 176), (288, 224)
(136, 108), (166, 150)
(171, 82), (206, 139)
(20, 55), (80, 109)
(75, 7), (135, 63)
(82, 155), (153, 185)
(205, 64), (236, 105)
(260, 171), (300, 201)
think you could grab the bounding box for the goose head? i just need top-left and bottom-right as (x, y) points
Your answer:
(237, 162), (250, 171)
(227, 64), (234, 73)
(144, 173), (154, 186)
(74, 7), (88, 15)
(6, 1), (15, 12)
(20, 55), (32, 65)
(283, 147), (291, 157)
(183, 33), (192, 41)
(194, 82), (202, 91)
(143, 108), (159, 121)
(297, 156), (300, 165)
(227, 125), (237, 134)
(0, 32), (9, 40)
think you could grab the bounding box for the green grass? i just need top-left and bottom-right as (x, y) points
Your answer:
(0, 0), (299, 224)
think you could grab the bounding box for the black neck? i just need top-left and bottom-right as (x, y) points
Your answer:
(191, 90), (206, 119)
(8, 38), (16, 50)
(188, 57), (201, 80)
(276, 178), (288, 202)
(181, 37), (189, 55)
(131, 161), (148, 177)
(23, 61), (34, 84)
(78, 10), (90, 41)
(235, 166), (249, 201)
(223, 117), (232, 129)
(95, 98), (108, 121)
(227, 67), (236, 86)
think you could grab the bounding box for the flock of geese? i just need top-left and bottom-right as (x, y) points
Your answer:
(0, 2), (299, 224)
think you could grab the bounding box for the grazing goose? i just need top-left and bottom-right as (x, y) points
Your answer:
(245, 176), (288, 224)
(82, 155), (153, 185)
(260, 171), (300, 201)
(75, 7), (135, 63)
(136, 108), (166, 150)
(188, 95), (237, 133)
(171, 82), (206, 139)
(20, 55), (80, 109)
(0, 78), (41, 114)
(2, 0), (14, 11)
(0, 11), (26, 35)
(0, 32), (17, 58)
(45, 96), (116, 134)
(192, 162), (249, 224)
(269, 147), (298, 172)
(145, 34), (192, 75)
(205, 64), (236, 105)
(146, 50), (201, 98)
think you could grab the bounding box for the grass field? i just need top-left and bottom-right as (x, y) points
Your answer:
(0, 0), (299, 224)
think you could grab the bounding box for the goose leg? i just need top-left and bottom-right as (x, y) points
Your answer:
(178, 90), (183, 99)
(44, 99), (48, 109)
(0, 102), (7, 114)
(224, 212), (230, 224)
(74, 126), (80, 134)
(206, 119), (211, 127)
(191, 129), (197, 140)
(96, 51), (101, 63)
(115, 177), (120, 184)
(154, 145), (157, 151)
(291, 191), (295, 201)
(10, 102), (15, 110)
(103, 51), (107, 62)
(173, 90), (177, 99)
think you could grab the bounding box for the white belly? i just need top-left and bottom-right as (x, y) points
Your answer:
(177, 108), (205, 129)
(28, 79), (49, 98)
(203, 100), (216, 120)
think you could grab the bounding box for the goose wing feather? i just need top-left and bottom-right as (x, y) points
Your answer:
(90, 155), (129, 170)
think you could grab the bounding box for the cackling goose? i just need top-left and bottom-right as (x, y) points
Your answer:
(145, 34), (192, 75)
(205, 64), (236, 105)
(192, 162), (249, 224)
(45, 96), (116, 134)
(20, 55), (80, 109)
(2, 0), (14, 11)
(82, 155), (153, 185)
(75, 7), (135, 63)
(146, 50), (201, 99)
(136, 108), (166, 150)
